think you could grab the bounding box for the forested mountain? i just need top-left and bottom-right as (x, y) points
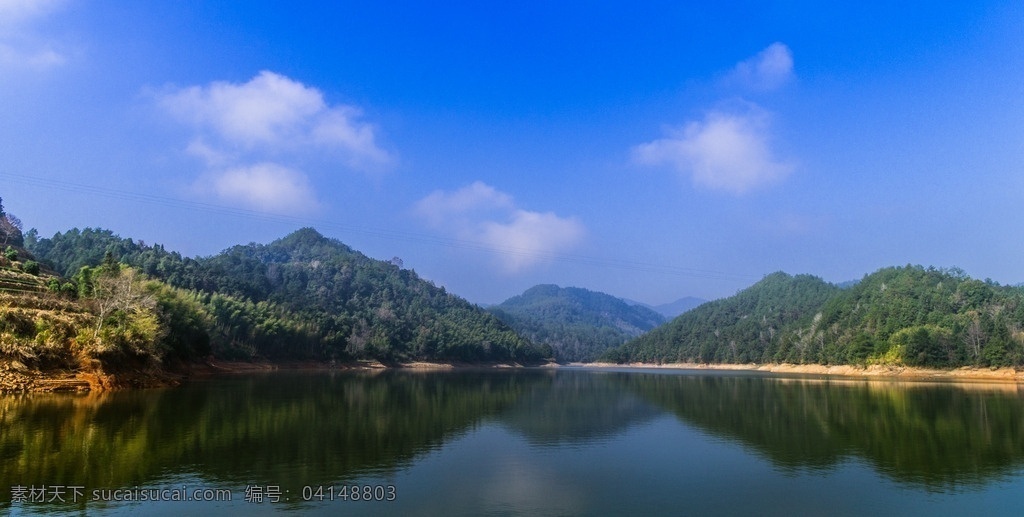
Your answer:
(25, 227), (547, 364)
(605, 266), (1024, 368)
(605, 273), (837, 364)
(489, 284), (665, 362)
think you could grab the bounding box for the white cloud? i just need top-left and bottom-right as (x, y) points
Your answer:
(479, 210), (586, 272)
(0, 0), (67, 71)
(197, 163), (320, 214)
(312, 107), (392, 167)
(726, 42), (794, 91)
(160, 71), (321, 148)
(415, 181), (514, 226)
(633, 109), (794, 195)
(157, 70), (392, 168)
(0, 0), (62, 22)
(156, 71), (394, 212)
(184, 139), (233, 167)
(414, 182), (585, 273)
(634, 42), (798, 195)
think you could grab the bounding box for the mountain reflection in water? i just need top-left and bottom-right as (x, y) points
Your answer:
(3, 368), (1024, 514)
(612, 372), (1024, 491)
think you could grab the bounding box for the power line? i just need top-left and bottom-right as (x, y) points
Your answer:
(2, 171), (756, 282)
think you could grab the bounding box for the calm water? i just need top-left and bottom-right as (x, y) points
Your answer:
(3, 368), (1024, 516)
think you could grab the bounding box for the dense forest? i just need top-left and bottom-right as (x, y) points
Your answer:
(488, 284), (665, 362)
(9, 224), (548, 370)
(605, 267), (1024, 368)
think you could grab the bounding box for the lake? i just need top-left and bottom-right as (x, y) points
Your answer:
(3, 367), (1024, 515)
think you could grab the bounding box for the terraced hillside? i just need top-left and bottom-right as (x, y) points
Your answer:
(0, 264), (89, 369)
(0, 259), (98, 391)
(0, 269), (46, 295)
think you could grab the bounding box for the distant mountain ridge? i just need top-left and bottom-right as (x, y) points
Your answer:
(489, 284), (665, 362)
(607, 273), (836, 364)
(622, 296), (707, 318)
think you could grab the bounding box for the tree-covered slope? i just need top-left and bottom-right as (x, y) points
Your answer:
(782, 266), (1024, 367)
(26, 227), (547, 363)
(604, 272), (840, 364)
(605, 266), (1024, 368)
(489, 284), (665, 362)
(1, 241), (214, 382)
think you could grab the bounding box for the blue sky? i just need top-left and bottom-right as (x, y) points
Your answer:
(2, 1), (1023, 305)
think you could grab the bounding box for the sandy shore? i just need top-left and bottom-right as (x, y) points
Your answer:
(193, 359), (531, 374)
(580, 362), (1024, 382)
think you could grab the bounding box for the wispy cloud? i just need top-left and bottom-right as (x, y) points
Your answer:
(0, 0), (68, 71)
(414, 182), (585, 273)
(196, 163), (321, 214)
(155, 71), (392, 213)
(478, 210), (586, 272)
(635, 43), (797, 195)
(0, 0), (65, 23)
(415, 181), (514, 226)
(633, 108), (794, 195)
(725, 42), (794, 92)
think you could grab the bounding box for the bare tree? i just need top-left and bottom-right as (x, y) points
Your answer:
(0, 213), (23, 246)
(91, 268), (156, 336)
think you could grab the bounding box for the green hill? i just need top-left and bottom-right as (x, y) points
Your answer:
(604, 266), (1024, 368)
(791, 266), (1024, 367)
(489, 284), (665, 362)
(605, 272), (837, 364)
(25, 227), (548, 364)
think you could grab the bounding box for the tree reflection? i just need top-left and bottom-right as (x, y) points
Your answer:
(3, 369), (1024, 514)
(619, 373), (1024, 491)
(0, 370), (533, 511)
(497, 370), (661, 446)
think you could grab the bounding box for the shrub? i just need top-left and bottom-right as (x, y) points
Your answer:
(23, 260), (39, 275)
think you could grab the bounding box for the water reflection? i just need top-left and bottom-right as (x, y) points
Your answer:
(0, 370), (534, 511)
(617, 373), (1024, 491)
(497, 370), (661, 446)
(2, 368), (1024, 514)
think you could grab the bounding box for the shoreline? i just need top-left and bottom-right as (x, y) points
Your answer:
(190, 358), (535, 375)
(5, 358), (1024, 393)
(0, 358), (542, 392)
(579, 362), (1024, 383)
